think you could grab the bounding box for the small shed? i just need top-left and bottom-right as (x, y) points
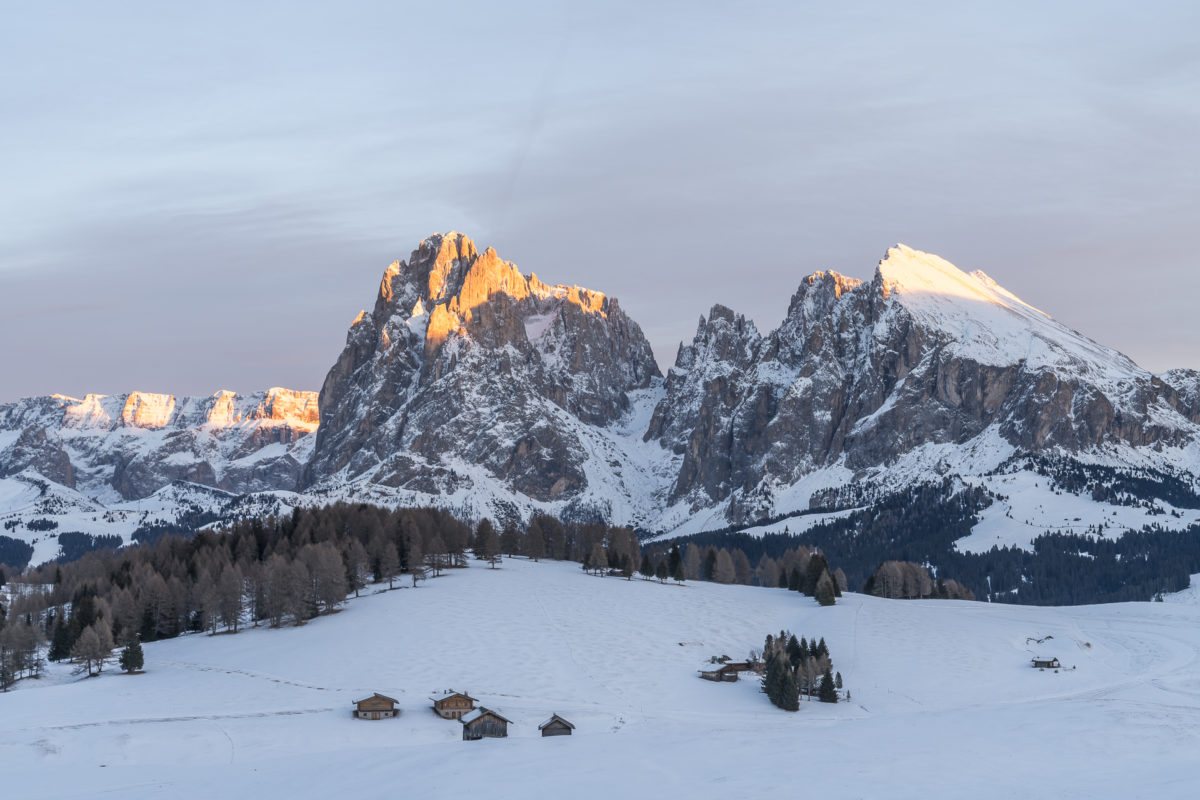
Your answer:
(353, 693), (398, 720)
(538, 714), (575, 737)
(699, 663), (740, 682)
(461, 707), (512, 740)
(1031, 657), (1061, 669)
(432, 690), (478, 720)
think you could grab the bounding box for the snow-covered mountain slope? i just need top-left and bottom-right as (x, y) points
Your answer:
(650, 244), (1200, 526)
(3, 559), (1199, 798)
(0, 388), (318, 504)
(4, 235), (1200, 553)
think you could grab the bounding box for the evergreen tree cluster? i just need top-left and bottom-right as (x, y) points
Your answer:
(760, 630), (841, 710)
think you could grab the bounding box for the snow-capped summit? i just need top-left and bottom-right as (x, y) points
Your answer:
(4, 233), (1200, 546)
(875, 244), (1145, 388)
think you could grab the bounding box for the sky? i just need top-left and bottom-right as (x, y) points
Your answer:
(1, 1), (1198, 402)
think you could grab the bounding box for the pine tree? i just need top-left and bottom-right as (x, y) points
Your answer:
(835, 671), (843, 689)
(119, 638), (144, 673)
(766, 654), (799, 711)
(702, 549), (717, 581)
(670, 545), (685, 583)
(655, 560), (668, 582)
(818, 666), (838, 703)
(816, 571), (837, 606)
(786, 634), (803, 667)
(787, 567), (801, 592)
(48, 618), (72, 662)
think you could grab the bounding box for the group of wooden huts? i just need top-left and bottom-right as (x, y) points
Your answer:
(352, 690), (574, 740)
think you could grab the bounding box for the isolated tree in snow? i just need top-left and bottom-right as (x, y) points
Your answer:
(655, 560), (669, 583)
(835, 671), (843, 690)
(640, 554), (654, 580)
(119, 637), (144, 673)
(668, 544), (683, 582)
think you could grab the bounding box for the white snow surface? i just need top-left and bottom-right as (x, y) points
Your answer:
(2, 559), (1199, 798)
(879, 244), (1150, 394)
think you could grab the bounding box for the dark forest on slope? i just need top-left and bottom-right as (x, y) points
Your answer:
(674, 478), (1200, 605)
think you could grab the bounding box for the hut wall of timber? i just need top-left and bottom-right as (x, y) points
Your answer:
(353, 694), (398, 720)
(462, 711), (509, 741)
(432, 692), (477, 720)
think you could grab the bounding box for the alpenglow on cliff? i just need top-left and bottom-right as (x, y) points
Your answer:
(4, 232), (1200, 549)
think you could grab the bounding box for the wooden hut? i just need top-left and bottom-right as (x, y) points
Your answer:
(698, 663), (741, 682)
(461, 707), (511, 740)
(538, 714), (575, 737)
(1031, 657), (1061, 669)
(431, 690), (477, 720)
(352, 693), (398, 720)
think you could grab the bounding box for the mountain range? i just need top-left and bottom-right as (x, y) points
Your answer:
(5, 232), (1200, 565)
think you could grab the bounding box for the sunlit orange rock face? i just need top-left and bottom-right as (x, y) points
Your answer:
(305, 231), (662, 502)
(415, 235), (609, 357)
(120, 392), (177, 428)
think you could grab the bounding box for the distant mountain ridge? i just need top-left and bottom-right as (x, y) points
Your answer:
(4, 233), (1200, 563)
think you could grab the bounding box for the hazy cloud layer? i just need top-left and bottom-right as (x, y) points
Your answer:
(2, 1), (1198, 401)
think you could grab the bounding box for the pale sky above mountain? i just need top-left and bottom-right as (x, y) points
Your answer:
(1, 1), (1198, 401)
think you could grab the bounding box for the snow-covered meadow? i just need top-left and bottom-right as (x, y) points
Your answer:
(2, 559), (1199, 798)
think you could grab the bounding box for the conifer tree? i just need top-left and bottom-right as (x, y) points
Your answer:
(669, 544), (685, 583)
(816, 571), (837, 606)
(655, 560), (668, 582)
(835, 671), (843, 690)
(639, 554), (654, 580)
(119, 638), (144, 673)
(818, 666), (838, 703)
(786, 634), (803, 667)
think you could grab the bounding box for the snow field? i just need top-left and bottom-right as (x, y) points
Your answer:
(3, 558), (1200, 798)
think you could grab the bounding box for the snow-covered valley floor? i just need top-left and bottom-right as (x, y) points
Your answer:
(3, 559), (1199, 798)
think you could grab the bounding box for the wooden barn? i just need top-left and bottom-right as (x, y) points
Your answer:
(538, 714), (575, 737)
(461, 707), (511, 740)
(1032, 657), (1061, 669)
(352, 693), (398, 720)
(431, 690), (477, 720)
(698, 663), (741, 682)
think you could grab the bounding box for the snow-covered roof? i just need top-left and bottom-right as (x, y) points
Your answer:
(354, 692), (397, 704)
(431, 690), (476, 703)
(538, 714), (575, 730)
(461, 707), (511, 725)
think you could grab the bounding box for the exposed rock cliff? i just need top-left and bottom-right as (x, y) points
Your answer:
(304, 232), (662, 512)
